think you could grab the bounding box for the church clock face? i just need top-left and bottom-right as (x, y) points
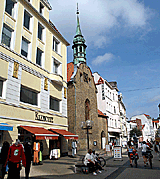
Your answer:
(83, 72), (88, 83)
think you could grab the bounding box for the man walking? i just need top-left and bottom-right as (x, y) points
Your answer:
(4, 139), (26, 179)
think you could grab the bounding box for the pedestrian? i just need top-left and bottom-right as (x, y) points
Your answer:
(24, 141), (32, 179)
(84, 149), (97, 176)
(4, 139), (26, 179)
(71, 140), (76, 157)
(1, 141), (10, 179)
(127, 141), (134, 167)
(141, 141), (151, 167)
(154, 141), (160, 161)
(39, 141), (43, 165)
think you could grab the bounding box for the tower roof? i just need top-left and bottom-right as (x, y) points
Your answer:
(72, 4), (87, 65)
(73, 3), (86, 45)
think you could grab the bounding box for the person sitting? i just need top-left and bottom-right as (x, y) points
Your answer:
(84, 149), (97, 176)
(92, 150), (103, 173)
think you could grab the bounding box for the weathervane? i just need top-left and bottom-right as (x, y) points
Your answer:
(76, 3), (79, 14)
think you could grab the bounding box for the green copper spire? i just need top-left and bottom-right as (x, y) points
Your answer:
(72, 3), (87, 65)
(76, 3), (82, 36)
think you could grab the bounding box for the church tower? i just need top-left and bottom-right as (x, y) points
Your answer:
(72, 4), (87, 65)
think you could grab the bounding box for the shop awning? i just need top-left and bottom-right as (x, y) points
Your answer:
(50, 129), (78, 140)
(0, 123), (13, 131)
(19, 126), (59, 140)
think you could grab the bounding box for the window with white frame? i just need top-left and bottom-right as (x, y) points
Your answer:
(20, 85), (38, 105)
(1, 24), (12, 47)
(53, 37), (60, 53)
(38, 23), (43, 40)
(21, 37), (29, 58)
(50, 96), (60, 112)
(114, 106), (116, 113)
(5, 0), (15, 16)
(53, 58), (61, 75)
(23, 10), (31, 30)
(36, 48), (43, 66)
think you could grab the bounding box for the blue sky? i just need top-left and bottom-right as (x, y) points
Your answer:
(49, 0), (160, 119)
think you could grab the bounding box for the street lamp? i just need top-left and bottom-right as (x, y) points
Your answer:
(81, 120), (94, 149)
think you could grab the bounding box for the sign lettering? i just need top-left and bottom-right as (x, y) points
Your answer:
(35, 112), (53, 123)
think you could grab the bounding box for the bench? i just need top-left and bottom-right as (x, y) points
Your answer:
(74, 163), (89, 173)
(74, 155), (89, 173)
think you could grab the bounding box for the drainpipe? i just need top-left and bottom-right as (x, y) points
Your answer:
(73, 81), (76, 134)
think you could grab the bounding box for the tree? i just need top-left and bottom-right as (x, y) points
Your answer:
(130, 127), (142, 138)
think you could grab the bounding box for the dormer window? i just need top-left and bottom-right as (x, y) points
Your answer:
(39, 2), (44, 15)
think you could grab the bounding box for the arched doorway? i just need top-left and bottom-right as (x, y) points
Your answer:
(101, 131), (106, 149)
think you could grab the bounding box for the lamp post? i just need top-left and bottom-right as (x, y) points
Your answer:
(81, 120), (93, 149)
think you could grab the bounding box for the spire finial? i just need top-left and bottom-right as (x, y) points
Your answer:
(77, 3), (79, 14)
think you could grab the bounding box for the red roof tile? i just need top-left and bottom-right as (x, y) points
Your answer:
(67, 62), (74, 82)
(153, 120), (159, 123)
(98, 109), (108, 118)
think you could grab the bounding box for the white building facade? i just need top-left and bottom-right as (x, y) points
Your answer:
(130, 114), (154, 142)
(93, 72), (126, 145)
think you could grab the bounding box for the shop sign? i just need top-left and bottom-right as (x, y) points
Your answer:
(35, 112), (53, 123)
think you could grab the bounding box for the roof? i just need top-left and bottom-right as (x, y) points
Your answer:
(152, 120), (159, 123)
(67, 62), (74, 82)
(41, 0), (52, 10)
(98, 109), (108, 118)
(49, 20), (70, 46)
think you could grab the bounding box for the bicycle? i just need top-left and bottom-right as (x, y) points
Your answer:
(130, 150), (139, 168)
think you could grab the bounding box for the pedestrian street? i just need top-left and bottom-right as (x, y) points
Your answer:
(3, 149), (157, 179)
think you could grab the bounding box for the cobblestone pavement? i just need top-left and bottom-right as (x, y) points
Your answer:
(2, 148), (160, 179)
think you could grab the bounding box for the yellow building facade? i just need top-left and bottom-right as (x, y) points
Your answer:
(0, 0), (71, 156)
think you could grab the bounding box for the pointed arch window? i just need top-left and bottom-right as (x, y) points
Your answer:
(85, 99), (90, 121)
(80, 46), (82, 52)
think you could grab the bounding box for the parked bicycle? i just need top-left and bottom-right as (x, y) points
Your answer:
(130, 149), (139, 168)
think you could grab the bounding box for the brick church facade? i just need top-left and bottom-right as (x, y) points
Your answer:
(67, 7), (108, 151)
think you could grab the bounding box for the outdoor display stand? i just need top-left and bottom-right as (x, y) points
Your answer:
(113, 146), (123, 161)
(50, 149), (60, 159)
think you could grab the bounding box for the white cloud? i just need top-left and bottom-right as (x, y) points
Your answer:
(49, 0), (154, 48)
(92, 53), (115, 65)
(150, 95), (160, 102)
